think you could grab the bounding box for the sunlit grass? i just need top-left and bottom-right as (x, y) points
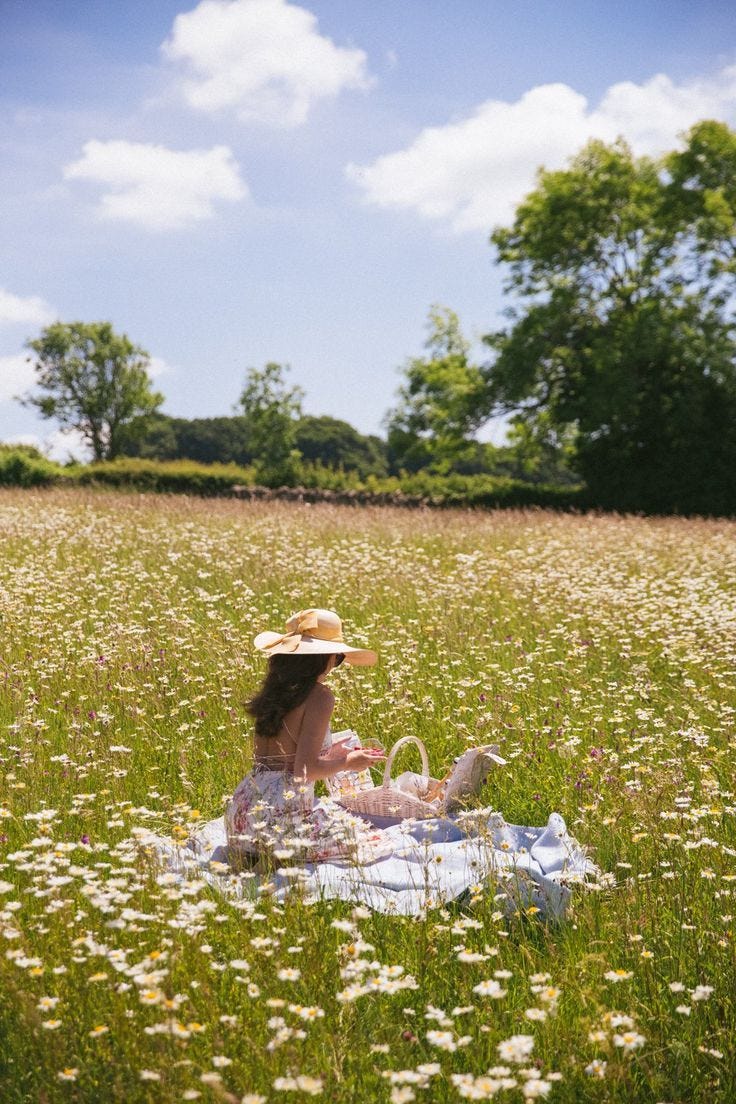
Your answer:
(0, 487), (734, 1102)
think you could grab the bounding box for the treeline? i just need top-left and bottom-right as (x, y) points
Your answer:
(114, 411), (575, 486)
(118, 413), (390, 478)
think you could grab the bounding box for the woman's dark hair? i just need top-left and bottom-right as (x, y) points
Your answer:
(246, 653), (334, 739)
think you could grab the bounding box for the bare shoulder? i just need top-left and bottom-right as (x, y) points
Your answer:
(306, 682), (335, 712)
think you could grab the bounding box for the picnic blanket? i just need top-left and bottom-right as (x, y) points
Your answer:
(137, 807), (599, 919)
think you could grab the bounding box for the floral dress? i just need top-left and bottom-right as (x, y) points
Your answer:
(225, 724), (389, 865)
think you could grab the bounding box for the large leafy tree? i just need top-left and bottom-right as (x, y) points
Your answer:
(484, 122), (736, 514)
(22, 321), (164, 461)
(385, 306), (489, 474)
(236, 362), (304, 483)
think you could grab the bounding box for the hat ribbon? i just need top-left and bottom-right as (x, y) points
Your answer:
(262, 610), (343, 653)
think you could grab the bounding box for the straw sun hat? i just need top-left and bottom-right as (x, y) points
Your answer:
(253, 608), (377, 666)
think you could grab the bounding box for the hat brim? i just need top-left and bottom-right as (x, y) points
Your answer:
(253, 631), (377, 666)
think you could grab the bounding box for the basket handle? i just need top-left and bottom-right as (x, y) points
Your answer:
(381, 735), (429, 791)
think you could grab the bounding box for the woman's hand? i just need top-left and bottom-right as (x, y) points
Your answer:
(344, 748), (386, 772)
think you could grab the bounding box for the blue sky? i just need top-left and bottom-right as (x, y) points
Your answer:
(3, 0), (736, 457)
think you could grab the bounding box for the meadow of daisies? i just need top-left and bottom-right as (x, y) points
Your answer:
(0, 488), (734, 1103)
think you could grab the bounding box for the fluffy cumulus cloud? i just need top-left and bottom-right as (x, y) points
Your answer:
(347, 63), (736, 233)
(0, 288), (56, 329)
(161, 0), (373, 126)
(63, 140), (247, 231)
(147, 355), (174, 380)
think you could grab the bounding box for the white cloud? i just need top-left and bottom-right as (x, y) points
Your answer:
(0, 353), (36, 402)
(63, 139), (247, 231)
(147, 355), (174, 379)
(43, 427), (91, 463)
(161, 0), (373, 126)
(347, 63), (736, 233)
(0, 288), (56, 328)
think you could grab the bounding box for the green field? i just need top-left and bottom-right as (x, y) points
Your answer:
(1, 488), (734, 1102)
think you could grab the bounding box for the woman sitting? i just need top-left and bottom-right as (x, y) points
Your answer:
(225, 608), (387, 865)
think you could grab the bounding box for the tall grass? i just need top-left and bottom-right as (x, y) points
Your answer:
(0, 488), (733, 1102)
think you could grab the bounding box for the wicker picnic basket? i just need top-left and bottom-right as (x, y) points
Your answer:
(333, 735), (442, 820)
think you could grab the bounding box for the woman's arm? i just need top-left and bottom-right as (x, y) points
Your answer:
(292, 687), (340, 783)
(292, 689), (384, 782)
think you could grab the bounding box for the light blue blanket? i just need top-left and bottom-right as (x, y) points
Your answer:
(141, 808), (598, 919)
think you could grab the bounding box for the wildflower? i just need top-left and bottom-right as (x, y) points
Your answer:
(457, 949), (489, 963)
(522, 1079), (552, 1098)
(497, 1035), (535, 1063)
(426, 1030), (471, 1051)
(42, 1019), (62, 1030)
(273, 1074), (323, 1094)
(390, 1089), (414, 1104)
(472, 979), (507, 998)
(277, 967), (301, 982)
(585, 1059), (607, 1078)
(291, 1005), (324, 1021)
(416, 1063), (441, 1076)
(89, 1025), (109, 1037)
(613, 1031), (646, 1052)
(603, 1012), (632, 1029)
(331, 919), (356, 932)
(57, 1069), (78, 1081)
(383, 1071), (429, 1085)
(604, 969), (633, 982)
(139, 1070), (161, 1081)
(139, 989), (162, 1005)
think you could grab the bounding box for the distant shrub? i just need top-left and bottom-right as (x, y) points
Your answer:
(71, 458), (259, 495)
(0, 442), (46, 460)
(0, 450), (587, 511)
(394, 470), (586, 510)
(0, 448), (64, 487)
